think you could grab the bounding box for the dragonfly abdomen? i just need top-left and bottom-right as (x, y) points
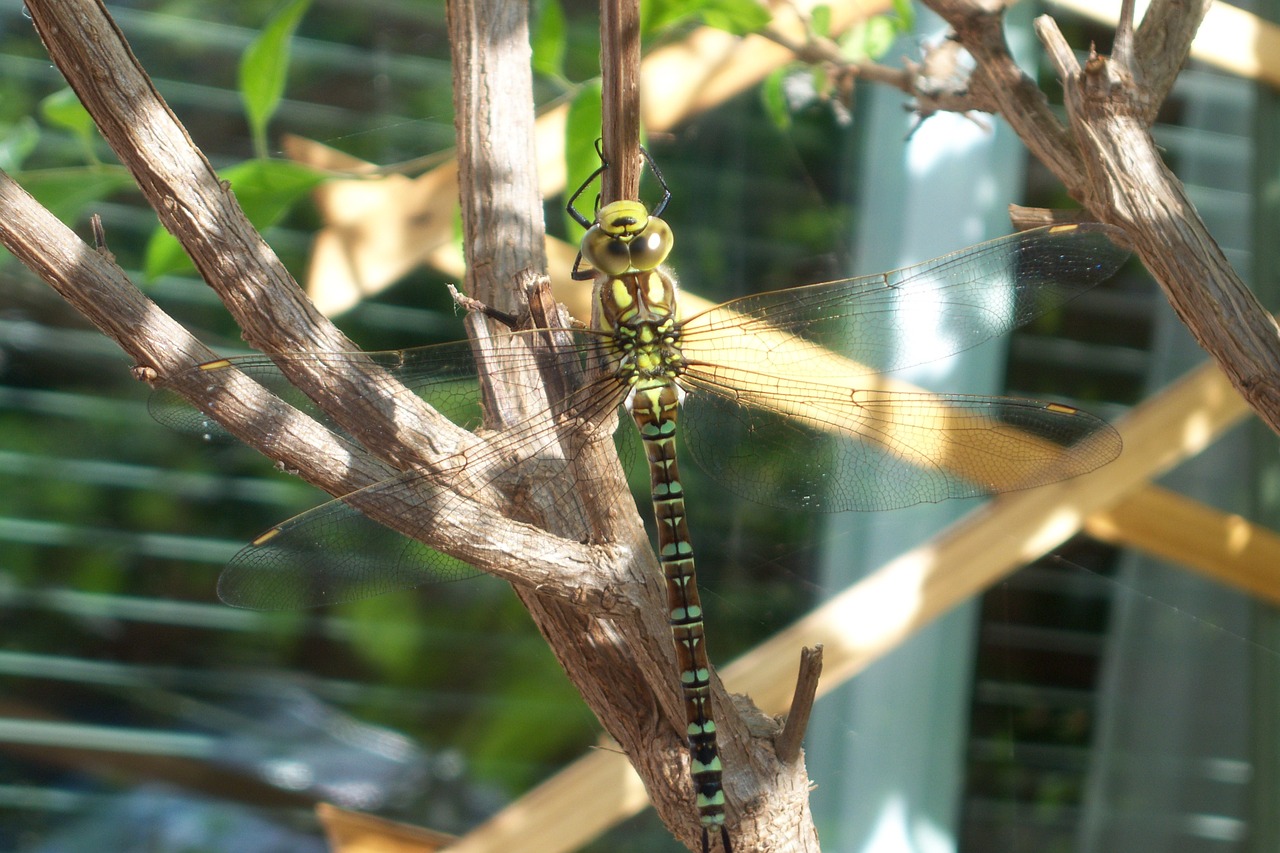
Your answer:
(631, 380), (727, 837)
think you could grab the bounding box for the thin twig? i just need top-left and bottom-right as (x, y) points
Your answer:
(775, 645), (824, 764)
(599, 0), (643, 204)
(1132, 0), (1214, 123)
(1112, 0), (1136, 73)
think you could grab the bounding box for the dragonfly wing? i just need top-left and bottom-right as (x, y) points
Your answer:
(148, 330), (605, 441)
(680, 223), (1129, 378)
(153, 330), (629, 610)
(680, 365), (1121, 512)
(218, 473), (480, 609)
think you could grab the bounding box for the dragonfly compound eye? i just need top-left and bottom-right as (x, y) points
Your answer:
(581, 225), (637, 276)
(626, 216), (673, 272)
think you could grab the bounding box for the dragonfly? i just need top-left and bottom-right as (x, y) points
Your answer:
(152, 176), (1128, 852)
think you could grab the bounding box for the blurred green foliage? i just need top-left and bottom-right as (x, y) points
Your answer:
(240, 0), (313, 158)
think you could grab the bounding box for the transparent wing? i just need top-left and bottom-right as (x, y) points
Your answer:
(216, 488), (477, 609)
(680, 364), (1121, 512)
(152, 226), (1128, 606)
(151, 330), (630, 609)
(149, 338), (541, 442)
(679, 223), (1130, 379)
(672, 224), (1126, 511)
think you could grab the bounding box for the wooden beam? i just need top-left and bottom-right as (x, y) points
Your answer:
(435, 359), (1255, 853)
(1084, 483), (1280, 606)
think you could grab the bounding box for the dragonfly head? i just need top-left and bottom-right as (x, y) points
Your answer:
(581, 200), (674, 276)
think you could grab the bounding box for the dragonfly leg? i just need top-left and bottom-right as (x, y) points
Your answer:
(446, 283), (521, 329)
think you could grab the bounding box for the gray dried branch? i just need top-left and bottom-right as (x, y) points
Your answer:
(907, 0), (1280, 437)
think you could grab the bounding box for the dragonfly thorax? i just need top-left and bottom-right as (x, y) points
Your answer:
(581, 200), (674, 277)
(596, 267), (686, 384)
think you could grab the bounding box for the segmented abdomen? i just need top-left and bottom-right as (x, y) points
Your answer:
(630, 378), (726, 834)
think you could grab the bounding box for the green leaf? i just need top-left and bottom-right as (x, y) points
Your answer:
(642, 0), (770, 38)
(39, 89), (99, 163)
(144, 158), (327, 279)
(0, 118), (40, 173)
(531, 0), (567, 83)
(17, 166), (136, 223)
(220, 158), (328, 227)
(239, 0), (313, 158)
(638, 0), (687, 37)
(892, 0), (916, 31)
(563, 84), (603, 237)
(692, 0), (772, 35)
(39, 88), (94, 137)
(343, 594), (427, 681)
(760, 69), (792, 132)
(841, 14), (900, 62)
(811, 4), (832, 37)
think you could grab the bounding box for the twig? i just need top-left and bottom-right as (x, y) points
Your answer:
(599, 0), (643, 204)
(1132, 0), (1214, 122)
(1112, 0), (1136, 73)
(775, 645), (823, 764)
(759, 24), (981, 115)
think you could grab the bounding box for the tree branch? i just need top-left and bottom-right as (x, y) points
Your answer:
(893, 0), (1280, 437)
(600, 0), (644, 205)
(774, 645), (823, 764)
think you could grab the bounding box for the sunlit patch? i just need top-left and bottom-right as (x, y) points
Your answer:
(828, 550), (929, 652)
(1225, 514), (1252, 555)
(1021, 504), (1087, 559)
(1181, 408), (1215, 453)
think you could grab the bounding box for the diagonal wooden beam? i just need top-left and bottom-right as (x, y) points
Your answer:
(1085, 483), (1280, 606)
(429, 358), (1256, 853)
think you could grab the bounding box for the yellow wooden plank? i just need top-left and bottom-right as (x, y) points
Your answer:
(1085, 483), (1280, 606)
(318, 802), (456, 852)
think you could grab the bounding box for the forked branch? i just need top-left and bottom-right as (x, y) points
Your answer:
(859, 0), (1280, 436)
